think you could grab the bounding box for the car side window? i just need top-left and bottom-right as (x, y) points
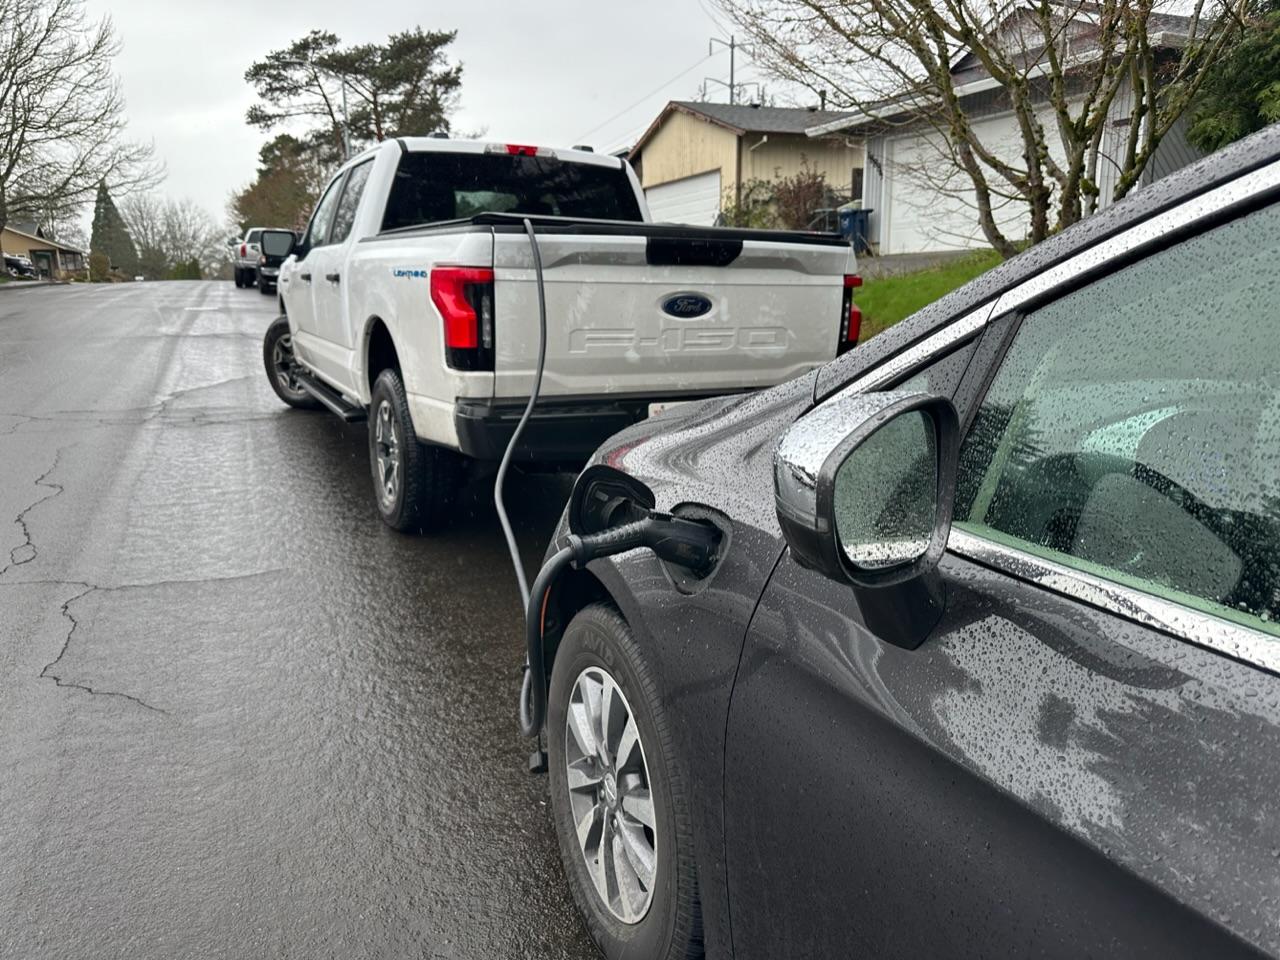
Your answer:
(329, 159), (374, 245)
(954, 202), (1280, 637)
(302, 174), (345, 253)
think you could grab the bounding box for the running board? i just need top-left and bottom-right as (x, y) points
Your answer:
(296, 371), (367, 422)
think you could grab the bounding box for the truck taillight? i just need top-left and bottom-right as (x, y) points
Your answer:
(838, 274), (862, 355)
(240, 243), (246, 257)
(430, 266), (496, 370)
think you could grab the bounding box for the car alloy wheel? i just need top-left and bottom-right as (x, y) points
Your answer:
(373, 399), (401, 510)
(564, 665), (658, 925)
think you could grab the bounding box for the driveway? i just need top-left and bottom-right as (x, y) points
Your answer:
(0, 281), (596, 959)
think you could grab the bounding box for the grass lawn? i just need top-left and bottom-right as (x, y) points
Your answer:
(857, 250), (1003, 342)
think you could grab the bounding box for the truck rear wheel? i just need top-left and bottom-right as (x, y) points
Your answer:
(369, 368), (458, 533)
(263, 316), (320, 410)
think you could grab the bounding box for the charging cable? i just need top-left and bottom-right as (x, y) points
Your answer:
(495, 216), (722, 745)
(494, 217), (548, 611)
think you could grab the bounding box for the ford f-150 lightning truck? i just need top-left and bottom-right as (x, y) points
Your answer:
(261, 137), (860, 532)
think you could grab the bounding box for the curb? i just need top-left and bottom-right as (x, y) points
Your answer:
(0, 280), (70, 290)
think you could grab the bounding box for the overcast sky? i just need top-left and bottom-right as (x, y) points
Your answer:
(83, 0), (779, 226)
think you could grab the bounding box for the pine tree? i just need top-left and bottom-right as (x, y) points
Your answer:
(1187, 0), (1280, 152)
(89, 181), (139, 276)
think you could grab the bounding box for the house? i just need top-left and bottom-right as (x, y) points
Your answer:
(807, 12), (1203, 254)
(629, 101), (864, 225)
(1, 222), (88, 278)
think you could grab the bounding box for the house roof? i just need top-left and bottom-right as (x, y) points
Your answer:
(631, 100), (857, 157)
(1, 224), (84, 255)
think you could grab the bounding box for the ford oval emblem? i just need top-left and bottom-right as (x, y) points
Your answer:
(662, 293), (713, 319)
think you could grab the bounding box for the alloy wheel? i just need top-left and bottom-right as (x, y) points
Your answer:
(271, 334), (308, 401)
(374, 399), (401, 509)
(564, 666), (658, 924)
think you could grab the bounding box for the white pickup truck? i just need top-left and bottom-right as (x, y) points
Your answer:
(261, 137), (860, 532)
(233, 228), (265, 288)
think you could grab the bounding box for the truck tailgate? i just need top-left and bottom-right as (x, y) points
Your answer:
(490, 228), (852, 399)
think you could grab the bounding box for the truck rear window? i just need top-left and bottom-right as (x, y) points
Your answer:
(381, 152), (643, 232)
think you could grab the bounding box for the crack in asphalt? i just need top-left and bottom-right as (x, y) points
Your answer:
(0, 375), (275, 433)
(0, 414), (33, 436)
(1, 445), (69, 578)
(38, 584), (168, 716)
(5, 570), (286, 717)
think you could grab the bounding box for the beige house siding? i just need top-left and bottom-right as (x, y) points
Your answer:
(739, 133), (864, 196)
(637, 110), (738, 192)
(1, 226), (87, 279)
(635, 110), (864, 221)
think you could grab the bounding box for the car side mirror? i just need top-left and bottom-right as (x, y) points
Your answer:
(774, 391), (960, 646)
(259, 229), (297, 259)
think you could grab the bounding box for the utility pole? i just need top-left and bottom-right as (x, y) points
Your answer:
(708, 35), (738, 104)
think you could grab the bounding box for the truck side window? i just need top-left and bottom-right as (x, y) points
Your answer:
(329, 159), (374, 245)
(302, 174), (345, 253)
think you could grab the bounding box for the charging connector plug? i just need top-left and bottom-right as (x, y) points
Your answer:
(564, 512), (720, 576)
(518, 514), (722, 739)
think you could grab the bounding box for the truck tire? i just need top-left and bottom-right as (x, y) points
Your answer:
(368, 368), (458, 532)
(234, 268), (244, 288)
(547, 603), (702, 960)
(262, 316), (320, 410)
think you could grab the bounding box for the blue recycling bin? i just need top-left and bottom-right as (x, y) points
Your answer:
(838, 208), (874, 254)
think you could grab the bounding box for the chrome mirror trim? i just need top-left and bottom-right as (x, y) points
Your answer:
(774, 390), (959, 587)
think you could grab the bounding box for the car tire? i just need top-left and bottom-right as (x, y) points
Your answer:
(546, 603), (702, 960)
(262, 315), (320, 410)
(257, 277), (273, 295)
(368, 368), (458, 533)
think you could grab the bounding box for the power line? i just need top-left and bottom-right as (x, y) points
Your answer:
(573, 51), (723, 144)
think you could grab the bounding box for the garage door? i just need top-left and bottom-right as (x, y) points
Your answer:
(883, 113), (1039, 254)
(645, 170), (722, 226)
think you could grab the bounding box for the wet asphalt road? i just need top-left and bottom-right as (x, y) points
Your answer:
(0, 281), (598, 959)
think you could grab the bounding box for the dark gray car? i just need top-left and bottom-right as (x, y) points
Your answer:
(526, 123), (1280, 959)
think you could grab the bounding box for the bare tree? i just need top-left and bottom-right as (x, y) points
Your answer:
(718, 0), (1250, 256)
(0, 0), (160, 235)
(121, 194), (225, 280)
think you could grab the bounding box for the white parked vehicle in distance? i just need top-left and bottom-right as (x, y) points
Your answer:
(260, 137), (860, 532)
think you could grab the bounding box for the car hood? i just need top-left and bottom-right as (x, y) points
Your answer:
(586, 370), (820, 540)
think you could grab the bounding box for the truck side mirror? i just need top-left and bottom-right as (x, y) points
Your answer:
(259, 229), (296, 258)
(773, 390), (960, 646)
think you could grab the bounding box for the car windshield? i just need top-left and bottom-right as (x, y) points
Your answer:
(381, 151), (644, 231)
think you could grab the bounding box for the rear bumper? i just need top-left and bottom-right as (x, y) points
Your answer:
(453, 393), (727, 462)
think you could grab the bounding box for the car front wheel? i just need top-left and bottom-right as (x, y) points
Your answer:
(547, 603), (702, 960)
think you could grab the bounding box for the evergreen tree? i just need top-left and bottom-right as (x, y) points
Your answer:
(90, 180), (139, 275)
(1187, 0), (1280, 152)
